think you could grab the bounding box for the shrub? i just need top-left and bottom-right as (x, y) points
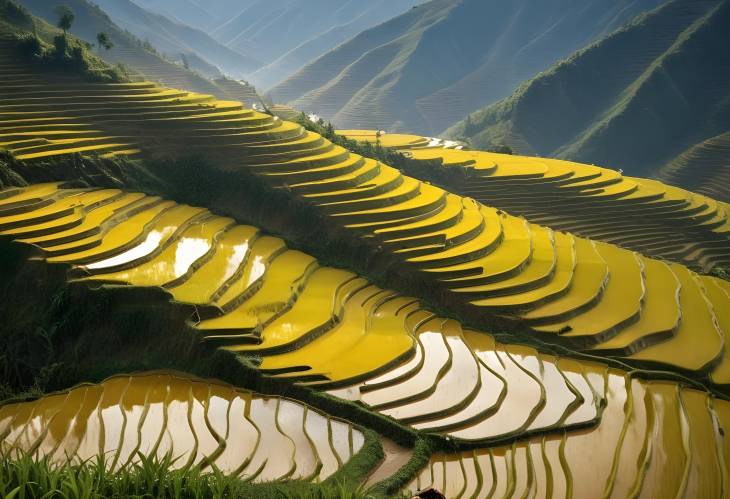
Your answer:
(54, 5), (74, 35)
(486, 143), (513, 155)
(11, 31), (128, 83)
(14, 32), (42, 58)
(0, 0), (31, 26)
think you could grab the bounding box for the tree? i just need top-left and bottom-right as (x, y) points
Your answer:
(96, 32), (113, 52)
(55, 5), (74, 35)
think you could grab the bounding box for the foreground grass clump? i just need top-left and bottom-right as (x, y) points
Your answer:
(0, 452), (383, 499)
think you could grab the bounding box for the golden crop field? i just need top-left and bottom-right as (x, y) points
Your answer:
(408, 378), (730, 498)
(337, 129), (730, 272)
(4, 184), (730, 387)
(0, 372), (365, 483)
(2, 182), (730, 495)
(2, 24), (730, 496)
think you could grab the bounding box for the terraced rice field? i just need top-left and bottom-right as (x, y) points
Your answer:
(406, 376), (730, 498)
(213, 78), (266, 110)
(329, 328), (610, 444)
(5, 170), (730, 391)
(659, 131), (730, 203)
(0, 40), (140, 159)
(5, 38), (730, 379)
(4, 35), (727, 273)
(3, 183), (729, 494)
(95, 43), (226, 99)
(338, 130), (730, 271)
(0, 183), (728, 430)
(0, 36), (252, 160)
(0, 372), (365, 482)
(4, 33), (730, 493)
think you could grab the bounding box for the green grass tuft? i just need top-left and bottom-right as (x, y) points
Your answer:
(0, 451), (397, 499)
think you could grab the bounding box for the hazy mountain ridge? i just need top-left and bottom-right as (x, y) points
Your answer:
(271, 0), (665, 136)
(33, 0), (424, 89)
(269, 0), (456, 114)
(92, 0), (262, 79)
(195, 0), (421, 88)
(446, 0), (730, 178)
(126, 0), (217, 29)
(658, 131), (730, 202)
(130, 0), (246, 31)
(246, 0), (423, 90)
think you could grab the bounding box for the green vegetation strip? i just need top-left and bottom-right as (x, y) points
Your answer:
(0, 451), (385, 499)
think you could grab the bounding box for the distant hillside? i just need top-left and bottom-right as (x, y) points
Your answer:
(245, 0), (422, 90)
(209, 0), (422, 89)
(15, 0), (248, 97)
(270, 0), (664, 136)
(132, 0), (250, 32)
(91, 0), (261, 79)
(658, 132), (730, 201)
(446, 0), (730, 178)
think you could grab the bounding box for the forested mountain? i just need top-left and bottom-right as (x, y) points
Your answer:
(270, 0), (665, 135)
(446, 0), (730, 179)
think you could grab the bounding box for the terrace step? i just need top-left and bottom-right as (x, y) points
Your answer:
(0, 372), (364, 482)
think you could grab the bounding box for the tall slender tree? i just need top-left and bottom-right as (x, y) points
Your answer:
(96, 32), (113, 53)
(55, 5), (74, 36)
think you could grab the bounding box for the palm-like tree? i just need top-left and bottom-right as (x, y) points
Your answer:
(55, 5), (74, 36)
(96, 32), (113, 53)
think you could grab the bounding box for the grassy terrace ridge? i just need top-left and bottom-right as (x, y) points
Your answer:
(0, 8), (128, 83)
(7, 0), (267, 108)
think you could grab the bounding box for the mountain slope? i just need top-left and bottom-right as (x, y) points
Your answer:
(14, 0), (247, 97)
(209, 0), (422, 86)
(132, 0), (253, 32)
(446, 0), (730, 178)
(92, 0), (262, 79)
(246, 0), (422, 90)
(271, 0), (665, 136)
(657, 131), (730, 201)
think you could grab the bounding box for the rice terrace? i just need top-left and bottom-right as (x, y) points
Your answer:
(0, 0), (729, 497)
